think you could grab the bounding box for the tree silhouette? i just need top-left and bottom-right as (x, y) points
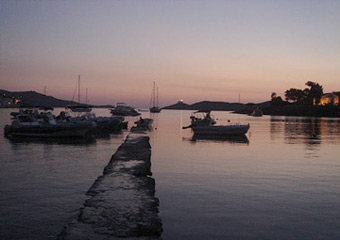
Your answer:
(284, 88), (305, 103)
(271, 92), (277, 100)
(283, 82), (323, 105)
(305, 81), (323, 105)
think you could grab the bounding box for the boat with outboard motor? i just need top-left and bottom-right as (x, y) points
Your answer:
(130, 117), (153, 132)
(4, 111), (95, 138)
(183, 110), (250, 136)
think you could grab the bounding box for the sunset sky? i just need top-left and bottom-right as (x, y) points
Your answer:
(1, 1), (339, 107)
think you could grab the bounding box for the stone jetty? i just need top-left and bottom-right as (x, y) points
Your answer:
(58, 134), (162, 240)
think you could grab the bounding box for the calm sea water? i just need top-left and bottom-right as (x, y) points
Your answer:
(1, 108), (340, 239)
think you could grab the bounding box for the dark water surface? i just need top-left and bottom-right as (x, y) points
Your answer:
(0, 108), (128, 240)
(1, 109), (340, 239)
(150, 110), (340, 240)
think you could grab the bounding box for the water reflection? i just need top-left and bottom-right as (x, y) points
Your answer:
(5, 131), (128, 146)
(149, 112), (159, 130)
(191, 134), (249, 145)
(288, 118), (338, 142)
(284, 117), (321, 147)
(270, 116), (340, 153)
(6, 136), (97, 146)
(269, 117), (284, 141)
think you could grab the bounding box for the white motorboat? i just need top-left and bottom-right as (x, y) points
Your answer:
(182, 110), (249, 136)
(4, 112), (94, 138)
(110, 103), (141, 116)
(63, 111), (126, 133)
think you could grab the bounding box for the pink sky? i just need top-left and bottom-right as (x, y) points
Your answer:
(1, 1), (339, 107)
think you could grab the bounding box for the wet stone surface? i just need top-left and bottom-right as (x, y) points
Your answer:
(58, 134), (162, 240)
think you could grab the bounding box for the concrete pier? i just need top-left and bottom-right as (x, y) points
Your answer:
(58, 134), (162, 240)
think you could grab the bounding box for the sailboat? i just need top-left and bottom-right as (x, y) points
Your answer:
(66, 75), (92, 112)
(149, 82), (161, 113)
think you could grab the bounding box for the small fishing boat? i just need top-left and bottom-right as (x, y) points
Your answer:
(183, 110), (250, 136)
(130, 117), (153, 132)
(110, 102), (141, 116)
(135, 117), (153, 128)
(249, 107), (263, 117)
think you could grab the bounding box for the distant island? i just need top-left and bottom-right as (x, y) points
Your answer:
(163, 100), (245, 112)
(163, 99), (340, 118)
(1, 83), (340, 118)
(0, 89), (113, 108)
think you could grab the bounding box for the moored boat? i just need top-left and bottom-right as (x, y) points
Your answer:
(149, 106), (161, 113)
(66, 75), (92, 113)
(183, 110), (250, 136)
(130, 117), (153, 132)
(64, 109), (126, 133)
(149, 82), (161, 113)
(135, 117), (153, 128)
(110, 103), (141, 116)
(250, 107), (263, 117)
(66, 105), (92, 113)
(4, 113), (94, 138)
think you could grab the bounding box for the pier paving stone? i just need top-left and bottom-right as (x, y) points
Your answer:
(58, 134), (162, 240)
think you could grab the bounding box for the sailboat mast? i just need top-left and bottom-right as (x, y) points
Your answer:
(153, 81), (156, 107)
(86, 88), (88, 104)
(78, 75), (81, 104)
(156, 87), (159, 108)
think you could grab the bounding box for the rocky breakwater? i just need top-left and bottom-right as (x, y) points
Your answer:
(58, 134), (162, 240)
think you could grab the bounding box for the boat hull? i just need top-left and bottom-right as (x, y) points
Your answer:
(95, 117), (122, 130)
(110, 110), (141, 116)
(192, 124), (250, 136)
(192, 134), (249, 144)
(149, 107), (161, 113)
(4, 124), (91, 138)
(66, 105), (92, 112)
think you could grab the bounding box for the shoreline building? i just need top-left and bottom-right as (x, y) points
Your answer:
(319, 92), (340, 106)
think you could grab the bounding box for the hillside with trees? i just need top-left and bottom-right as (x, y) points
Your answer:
(262, 82), (340, 117)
